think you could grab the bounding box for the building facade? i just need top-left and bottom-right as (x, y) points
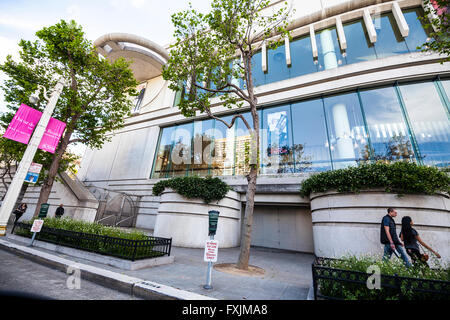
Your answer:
(51, 0), (448, 259)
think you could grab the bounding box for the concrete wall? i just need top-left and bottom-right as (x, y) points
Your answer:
(310, 190), (450, 263)
(154, 189), (241, 248)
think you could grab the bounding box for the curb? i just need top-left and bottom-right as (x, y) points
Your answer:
(0, 239), (215, 300)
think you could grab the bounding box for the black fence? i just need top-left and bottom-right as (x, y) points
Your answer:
(312, 257), (450, 300)
(14, 222), (172, 261)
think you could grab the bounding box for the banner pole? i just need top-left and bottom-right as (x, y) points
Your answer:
(0, 77), (65, 236)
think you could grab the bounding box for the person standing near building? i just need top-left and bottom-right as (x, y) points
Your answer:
(11, 203), (27, 233)
(380, 208), (411, 267)
(55, 204), (64, 219)
(400, 216), (441, 267)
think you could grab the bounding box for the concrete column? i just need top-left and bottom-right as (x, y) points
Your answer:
(320, 29), (338, 70)
(332, 103), (355, 168)
(319, 31), (355, 168)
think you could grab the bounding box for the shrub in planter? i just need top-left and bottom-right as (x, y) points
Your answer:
(152, 176), (231, 203)
(14, 217), (153, 259)
(317, 255), (450, 300)
(300, 161), (450, 197)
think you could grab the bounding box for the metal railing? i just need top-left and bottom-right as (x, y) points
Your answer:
(14, 222), (171, 261)
(312, 257), (450, 300)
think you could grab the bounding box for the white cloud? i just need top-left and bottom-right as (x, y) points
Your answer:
(0, 15), (43, 32)
(130, 0), (147, 8)
(67, 5), (81, 21)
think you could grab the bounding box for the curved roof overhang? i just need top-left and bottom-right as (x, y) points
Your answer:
(94, 33), (169, 82)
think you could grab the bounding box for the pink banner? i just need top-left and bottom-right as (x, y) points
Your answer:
(3, 104), (42, 144)
(38, 117), (66, 154)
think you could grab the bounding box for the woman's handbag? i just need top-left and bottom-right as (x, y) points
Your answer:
(418, 243), (429, 262)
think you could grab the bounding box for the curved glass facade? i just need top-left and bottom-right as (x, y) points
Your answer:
(174, 7), (431, 104)
(246, 7), (430, 88)
(152, 79), (450, 178)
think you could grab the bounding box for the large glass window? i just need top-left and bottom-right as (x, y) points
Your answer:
(170, 123), (193, 177)
(323, 92), (369, 169)
(343, 19), (377, 64)
(289, 35), (318, 78)
(152, 79), (450, 179)
(359, 86), (416, 162)
(251, 50), (266, 87)
(440, 79), (450, 106)
(261, 105), (293, 174)
(399, 82), (450, 167)
(152, 126), (176, 178)
(234, 112), (256, 176)
(315, 27), (346, 71)
(211, 115), (235, 176)
(373, 12), (409, 59)
(190, 119), (214, 176)
(291, 99), (332, 172)
(403, 8), (431, 52)
(266, 43), (288, 84)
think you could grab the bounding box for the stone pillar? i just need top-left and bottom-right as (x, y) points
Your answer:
(320, 29), (355, 168)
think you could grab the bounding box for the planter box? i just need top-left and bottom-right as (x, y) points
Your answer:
(310, 190), (450, 262)
(153, 189), (241, 248)
(14, 222), (172, 261)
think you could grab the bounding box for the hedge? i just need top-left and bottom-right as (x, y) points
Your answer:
(300, 161), (450, 197)
(152, 176), (231, 203)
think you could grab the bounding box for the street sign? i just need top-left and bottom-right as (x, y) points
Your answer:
(30, 219), (44, 233)
(204, 239), (219, 262)
(24, 163), (42, 184)
(28, 219), (44, 247)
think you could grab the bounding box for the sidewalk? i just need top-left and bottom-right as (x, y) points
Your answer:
(0, 232), (315, 300)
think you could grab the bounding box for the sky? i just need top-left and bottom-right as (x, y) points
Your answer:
(0, 0), (213, 156)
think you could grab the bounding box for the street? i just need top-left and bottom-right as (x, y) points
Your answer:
(0, 248), (141, 300)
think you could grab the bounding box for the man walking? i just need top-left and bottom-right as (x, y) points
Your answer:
(380, 208), (411, 267)
(55, 204), (64, 219)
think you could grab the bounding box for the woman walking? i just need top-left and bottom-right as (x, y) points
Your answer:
(11, 203), (27, 234)
(400, 216), (441, 267)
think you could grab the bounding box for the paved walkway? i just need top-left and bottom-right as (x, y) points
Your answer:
(2, 232), (314, 300)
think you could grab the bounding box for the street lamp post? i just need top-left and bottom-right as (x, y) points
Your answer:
(0, 76), (66, 236)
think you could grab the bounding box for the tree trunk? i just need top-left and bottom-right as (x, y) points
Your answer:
(33, 126), (74, 217)
(236, 164), (258, 270)
(236, 93), (259, 270)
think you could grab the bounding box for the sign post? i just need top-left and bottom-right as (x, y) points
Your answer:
(28, 219), (44, 247)
(204, 210), (220, 290)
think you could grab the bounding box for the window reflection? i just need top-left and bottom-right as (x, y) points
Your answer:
(315, 27), (347, 71)
(323, 93), (369, 169)
(152, 126), (175, 178)
(154, 79), (450, 178)
(359, 86), (415, 162)
(170, 123), (193, 177)
(373, 12), (409, 59)
(190, 119), (214, 176)
(261, 105), (293, 174)
(267, 44), (288, 83)
(235, 112), (258, 176)
(343, 19), (377, 64)
(289, 35), (318, 77)
(211, 116), (235, 176)
(403, 8), (431, 52)
(291, 99), (331, 172)
(399, 82), (450, 167)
